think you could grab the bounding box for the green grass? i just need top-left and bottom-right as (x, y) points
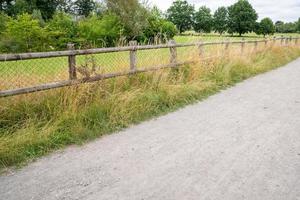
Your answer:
(1, 43), (300, 172)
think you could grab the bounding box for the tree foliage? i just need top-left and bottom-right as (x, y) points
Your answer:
(254, 18), (275, 37)
(213, 7), (228, 35)
(193, 6), (213, 33)
(228, 0), (258, 36)
(74, 0), (95, 17)
(166, 0), (194, 34)
(106, 0), (149, 39)
(0, 12), (10, 35)
(77, 14), (122, 47)
(275, 20), (298, 33)
(143, 8), (177, 43)
(0, 13), (47, 52)
(46, 12), (77, 48)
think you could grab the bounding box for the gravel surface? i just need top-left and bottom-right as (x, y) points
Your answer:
(1, 59), (300, 200)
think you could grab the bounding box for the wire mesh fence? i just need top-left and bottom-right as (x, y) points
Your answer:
(0, 36), (298, 97)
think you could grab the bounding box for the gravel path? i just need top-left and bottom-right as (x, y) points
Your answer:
(1, 59), (300, 200)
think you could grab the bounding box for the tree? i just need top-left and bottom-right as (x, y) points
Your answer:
(32, 9), (45, 27)
(254, 18), (275, 37)
(213, 7), (228, 35)
(35, 0), (60, 20)
(275, 21), (297, 33)
(9, 0), (29, 16)
(56, 0), (75, 14)
(166, 0), (194, 34)
(75, 0), (95, 17)
(275, 21), (284, 33)
(106, 0), (149, 39)
(1, 0), (60, 19)
(193, 6), (213, 33)
(0, 0), (14, 15)
(297, 18), (300, 32)
(143, 8), (177, 43)
(227, 0), (258, 36)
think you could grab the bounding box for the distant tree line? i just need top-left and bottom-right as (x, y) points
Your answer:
(167, 0), (300, 36)
(0, 0), (299, 53)
(275, 20), (300, 33)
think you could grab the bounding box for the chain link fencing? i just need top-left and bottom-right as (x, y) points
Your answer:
(0, 37), (298, 97)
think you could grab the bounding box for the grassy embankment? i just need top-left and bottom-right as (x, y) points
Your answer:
(0, 36), (300, 172)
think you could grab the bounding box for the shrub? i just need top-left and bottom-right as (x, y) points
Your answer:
(77, 14), (122, 47)
(0, 12), (10, 35)
(0, 13), (48, 53)
(46, 12), (78, 50)
(143, 16), (177, 43)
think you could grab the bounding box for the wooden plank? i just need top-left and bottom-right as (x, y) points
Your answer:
(0, 61), (196, 97)
(198, 42), (204, 59)
(241, 38), (245, 54)
(0, 38), (290, 62)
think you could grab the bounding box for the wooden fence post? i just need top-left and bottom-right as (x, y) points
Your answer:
(129, 41), (137, 72)
(198, 41), (204, 60)
(169, 40), (177, 66)
(67, 43), (77, 80)
(281, 35), (284, 46)
(225, 40), (230, 56)
(271, 37), (275, 48)
(264, 39), (268, 48)
(241, 38), (245, 54)
(273, 36), (276, 47)
(254, 41), (258, 52)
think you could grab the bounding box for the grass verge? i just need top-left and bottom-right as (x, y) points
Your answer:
(1, 45), (300, 172)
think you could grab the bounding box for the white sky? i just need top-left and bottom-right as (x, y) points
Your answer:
(149, 0), (300, 22)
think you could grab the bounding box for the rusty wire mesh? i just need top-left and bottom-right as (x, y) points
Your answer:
(0, 57), (68, 91)
(0, 38), (296, 97)
(137, 48), (170, 69)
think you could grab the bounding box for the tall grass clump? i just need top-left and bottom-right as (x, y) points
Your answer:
(1, 44), (300, 171)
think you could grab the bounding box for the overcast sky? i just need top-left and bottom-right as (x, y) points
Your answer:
(149, 0), (300, 22)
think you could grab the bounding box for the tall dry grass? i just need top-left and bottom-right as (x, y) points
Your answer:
(0, 42), (300, 171)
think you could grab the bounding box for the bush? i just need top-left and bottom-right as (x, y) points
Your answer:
(0, 12), (10, 34)
(143, 16), (177, 43)
(0, 13), (48, 53)
(46, 12), (78, 50)
(161, 20), (178, 39)
(77, 14), (122, 47)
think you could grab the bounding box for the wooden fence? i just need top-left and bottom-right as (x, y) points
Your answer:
(0, 36), (298, 97)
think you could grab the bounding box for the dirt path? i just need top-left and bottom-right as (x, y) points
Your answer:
(1, 59), (300, 200)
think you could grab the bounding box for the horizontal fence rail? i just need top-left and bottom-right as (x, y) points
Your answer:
(0, 36), (299, 97)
